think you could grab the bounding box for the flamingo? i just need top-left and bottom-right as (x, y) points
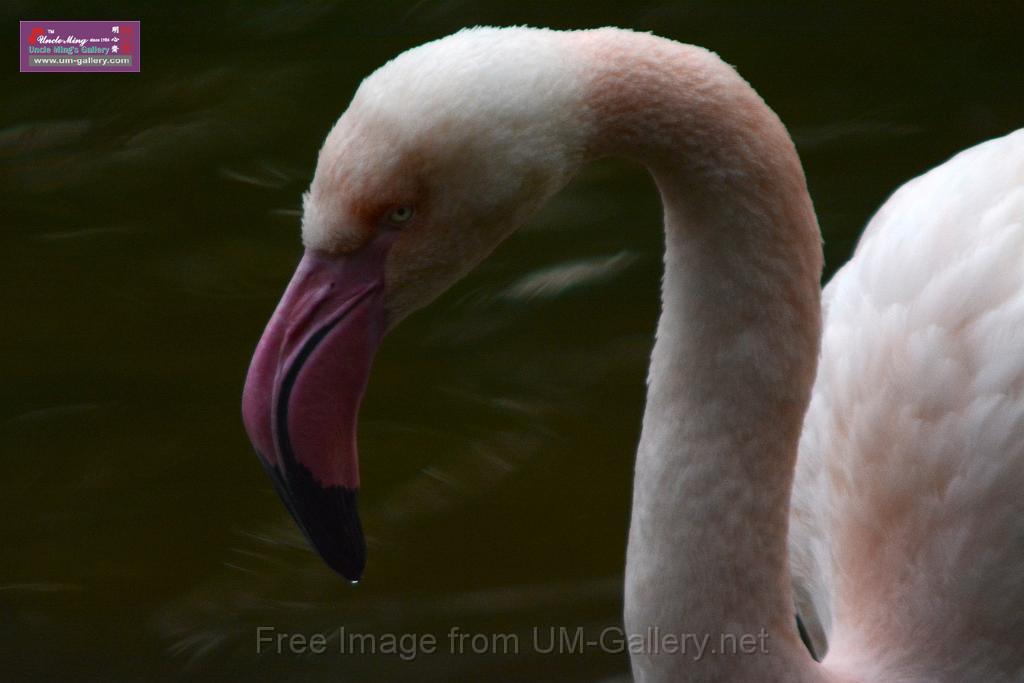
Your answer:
(241, 27), (1024, 682)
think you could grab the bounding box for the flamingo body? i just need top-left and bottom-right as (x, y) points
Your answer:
(792, 130), (1024, 680)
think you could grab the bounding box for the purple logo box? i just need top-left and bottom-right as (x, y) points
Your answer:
(20, 21), (140, 73)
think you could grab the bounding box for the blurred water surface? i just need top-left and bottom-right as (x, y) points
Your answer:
(2, 1), (1022, 680)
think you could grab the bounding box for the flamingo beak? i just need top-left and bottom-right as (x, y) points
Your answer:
(241, 235), (393, 582)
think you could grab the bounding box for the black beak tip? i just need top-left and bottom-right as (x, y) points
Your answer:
(256, 452), (368, 583)
(295, 484), (367, 584)
(321, 531), (366, 583)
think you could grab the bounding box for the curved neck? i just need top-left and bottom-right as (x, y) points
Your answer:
(572, 30), (823, 681)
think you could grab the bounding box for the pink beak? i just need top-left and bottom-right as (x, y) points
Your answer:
(241, 234), (393, 581)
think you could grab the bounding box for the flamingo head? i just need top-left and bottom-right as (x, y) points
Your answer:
(241, 28), (589, 581)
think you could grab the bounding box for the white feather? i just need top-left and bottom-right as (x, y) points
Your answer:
(792, 129), (1024, 680)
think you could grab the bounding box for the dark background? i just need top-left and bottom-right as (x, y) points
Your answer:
(2, 2), (1022, 680)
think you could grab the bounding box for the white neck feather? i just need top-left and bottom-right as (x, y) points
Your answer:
(571, 29), (825, 681)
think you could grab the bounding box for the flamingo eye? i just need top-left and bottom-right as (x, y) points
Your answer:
(387, 206), (414, 224)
